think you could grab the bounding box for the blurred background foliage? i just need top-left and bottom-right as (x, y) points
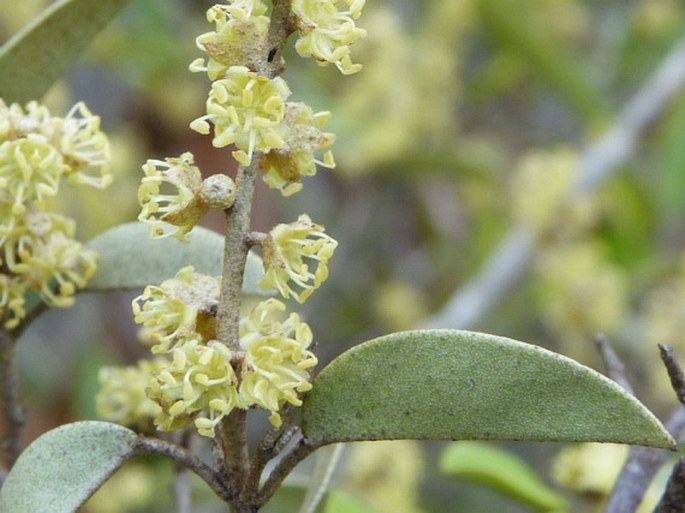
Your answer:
(2, 0), (685, 511)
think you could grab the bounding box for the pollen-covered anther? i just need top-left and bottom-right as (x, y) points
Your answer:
(200, 174), (237, 210)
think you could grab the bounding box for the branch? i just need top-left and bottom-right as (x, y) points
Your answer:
(595, 334), (634, 394)
(0, 327), (24, 468)
(604, 345), (685, 513)
(131, 436), (232, 503)
(653, 457), (685, 513)
(427, 37), (685, 329)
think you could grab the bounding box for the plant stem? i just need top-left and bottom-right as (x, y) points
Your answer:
(132, 436), (232, 502)
(0, 327), (24, 468)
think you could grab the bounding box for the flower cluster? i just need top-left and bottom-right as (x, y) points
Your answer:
(0, 100), (111, 328)
(292, 0), (367, 75)
(99, 0), (361, 439)
(112, 267), (318, 436)
(138, 153), (236, 241)
(260, 214), (337, 302)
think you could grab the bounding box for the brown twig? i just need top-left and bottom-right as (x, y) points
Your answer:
(131, 436), (232, 503)
(595, 334), (634, 394)
(653, 456), (685, 513)
(658, 344), (685, 406)
(256, 433), (315, 508)
(605, 345), (685, 513)
(0, 326), (24, 469)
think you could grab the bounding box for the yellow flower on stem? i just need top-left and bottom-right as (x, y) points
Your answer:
(96, 359), (166, 432)
(132, 266), (220, 353)
(190, 66), (290, 166)
(239, 298), (317, 427)
(260, 214), (337, 303)
(146, 339), (239, 437)
(190, 2), (270, 79)
(292, 0), (367, 75)
(260, 102), (336, 196)
(59, 102), (112, 188)
(138, 152), (206, 242)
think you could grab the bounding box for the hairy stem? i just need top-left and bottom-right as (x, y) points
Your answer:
(0, 327), (24, 469)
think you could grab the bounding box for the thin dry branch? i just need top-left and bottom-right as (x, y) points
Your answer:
(428, 38), (685, 330)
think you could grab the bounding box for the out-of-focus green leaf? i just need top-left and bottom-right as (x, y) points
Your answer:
(86, 222), (265, 294)
(0, 0), (134, 103)
(440, 441), (567, 513)
(323, 491), (376, 513)
(476, 0), (606, 125)
(301, 330), (674, 449)
(0, 421), (136, 513)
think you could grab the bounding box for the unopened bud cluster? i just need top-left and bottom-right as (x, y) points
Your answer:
(99, 0), (364, 437)
(0, 100), (111, 328)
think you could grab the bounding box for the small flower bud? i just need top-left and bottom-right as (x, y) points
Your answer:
(200, 174), (237, 210)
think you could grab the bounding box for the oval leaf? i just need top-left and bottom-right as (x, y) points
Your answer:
(440, 442), (567, 512)
(0, 0), (134, 104)
(301, 330), (674, 449)
(86, 222), (265, 294)
(0, 421), (136, 513)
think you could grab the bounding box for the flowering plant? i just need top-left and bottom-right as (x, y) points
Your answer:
(0, 1), (682, 513)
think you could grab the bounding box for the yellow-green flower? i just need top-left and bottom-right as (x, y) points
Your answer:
(292, 0), (366, 75)
(239, 298), (317, 426)
(260, 214), (337, 303)
(146, 339), (239, 437)
(260, 102), (335, 196)
(190, 2), (270, 79)
(60, 102), (112, 188)
(2, 210), (97, 309)
(0, 137), (64, 220)
(132, 266), (220, 353)
(138, 152), (206, 242)
(96, 359), (165, 432)
(0, 100), (54, 143)
(0, 273), (28, 329)
(190, 66), (290, 166)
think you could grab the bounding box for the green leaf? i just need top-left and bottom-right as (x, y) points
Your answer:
(440, 441), (567, 513)
(86, 222), (265, 294)
(301, 330), (674, 449)
(323, 491), (376, 513)
(0, 0), (134, 104)
(0, 421), (136, 513)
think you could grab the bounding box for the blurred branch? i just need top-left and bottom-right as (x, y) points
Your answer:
(428, 38), (685, 330)
(0, 327), (24, 469)
(605, 346), (685, 513)
(595, 334), (634, 394)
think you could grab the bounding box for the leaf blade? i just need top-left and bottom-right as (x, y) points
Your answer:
(0, 0), (134, 104)
(301, 330), (674, 449)
(0, 421), (136, 513)
(86, 222), (265, 294)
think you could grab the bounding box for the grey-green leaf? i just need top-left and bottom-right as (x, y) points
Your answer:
(0, 0), (134, 104)
(440, 442), (567, 512)
(0, 421), (136, 513)
(301, 330), (674, 449)
(86, 222), (265, 294)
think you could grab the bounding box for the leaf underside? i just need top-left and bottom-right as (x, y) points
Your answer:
(86, 222), (265, 294)
(0, 0), (134, 104)
(0, 422), (136, 513)
(301, 330), (674, 449)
